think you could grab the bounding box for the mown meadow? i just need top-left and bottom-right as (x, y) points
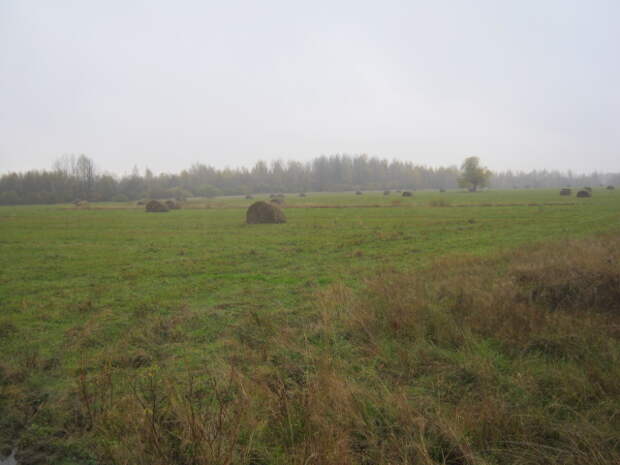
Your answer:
(1, 188), (619, 464)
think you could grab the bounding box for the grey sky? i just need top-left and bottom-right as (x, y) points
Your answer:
(1, 0), (618, 175)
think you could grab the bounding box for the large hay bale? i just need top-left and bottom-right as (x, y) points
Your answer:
(383, 190), (391, 195)
(607, 185), (615, 190)
(356, 190), (363, 195)
(299, 192), (306, 197)
(576, 190), (591, 198)
(402, 191), (413, 197)
(560, 188), (571, 196)
(246, 201), (286, 224)
(145, 199), (169, 212)
(165, 199), (180, 210)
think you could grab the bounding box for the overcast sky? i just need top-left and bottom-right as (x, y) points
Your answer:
(1, 0), (618, 175)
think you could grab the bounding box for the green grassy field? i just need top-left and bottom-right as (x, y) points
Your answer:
(1, 188), (619, 464)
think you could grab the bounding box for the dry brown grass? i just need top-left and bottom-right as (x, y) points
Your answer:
(65, 234), (620, 465)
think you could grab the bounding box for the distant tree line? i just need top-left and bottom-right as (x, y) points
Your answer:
(0, 153), (617, 205)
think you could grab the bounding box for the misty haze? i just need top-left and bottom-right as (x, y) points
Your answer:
(1, 2), (619, 465)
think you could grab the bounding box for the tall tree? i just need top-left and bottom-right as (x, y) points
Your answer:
(458, 156), (491, 192)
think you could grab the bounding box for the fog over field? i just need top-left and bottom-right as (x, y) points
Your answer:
(2, 3), (620, 465)
(1, 0), (619, 174)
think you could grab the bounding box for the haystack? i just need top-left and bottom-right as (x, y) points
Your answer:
(356, 190), (363, 195)
(246, 201), (286, 224)
(402, 191), (413, 197)
(245, 194), (253, 199)
(560, 188), (571, 196)
(440, 188), (446, 193)
(165, 199), (180, 210)
(299, 192), (306, 197)
(145, 200), (169, 212)
(607, 185), (615, 190)
(576, 190), (591, 198)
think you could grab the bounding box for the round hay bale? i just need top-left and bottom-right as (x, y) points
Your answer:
(246, 201), (286, 224)
(299, 192), (306, 197)
(355, 190), (363, 195)
(165, 199), (180, 210)
(576, 190), (591, 198)
(402, 191), (413, 197)
(560, 188), (571, 196)
(607, 185), (615, 190)
(245, 194), (253, 199)
(145, 199), (169, 212)
(137, 200), (146, 205)
(439, 188), (446, 193)
(383, 190), (391, 195)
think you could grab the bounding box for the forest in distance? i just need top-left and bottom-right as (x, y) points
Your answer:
(1, 153), (618, 205)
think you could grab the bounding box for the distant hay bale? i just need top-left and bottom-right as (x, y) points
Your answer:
(145, 199), (169, 212)
(439, 188), (446, 193)
(299, 192), (306, 197)
(402, 191), (413, 197)
(560, 188), (571, 196)
(607, 185), (615, 190)
(137, 200), (146, 205)
(245, 194), (253, 199)
(383, 190), (391, 195)
(165, 199), (180, 210)
(246, 201), (286, 224)
(356, 190), (363, 195)
(576, 190), (592, 198)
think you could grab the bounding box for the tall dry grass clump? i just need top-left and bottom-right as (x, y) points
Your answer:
(62, 234), (620, 465)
